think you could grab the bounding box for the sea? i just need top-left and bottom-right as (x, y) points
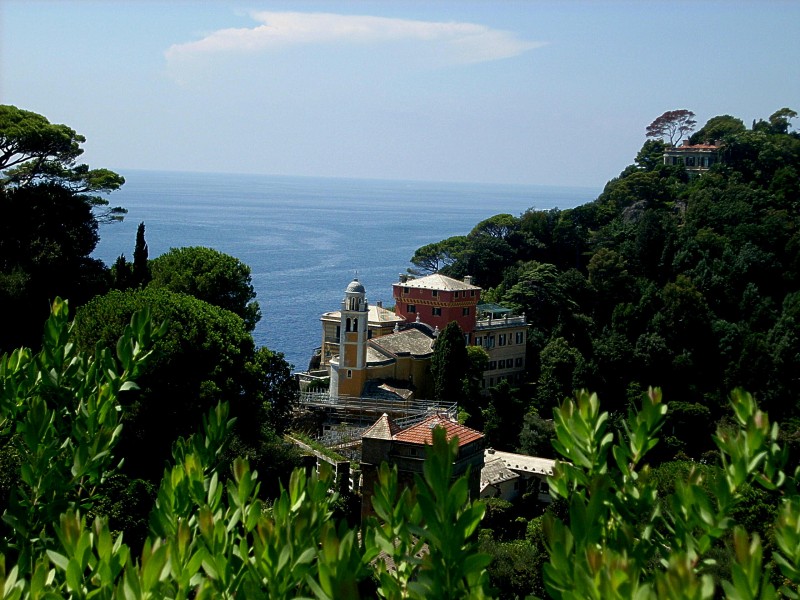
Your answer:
(92, 171), (599, 372)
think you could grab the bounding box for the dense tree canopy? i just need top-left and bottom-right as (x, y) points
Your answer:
(74, 286), (292, 482)
(0, 106), (127, 350)
(0, 105), (126, 220)
(149, 246), (261, 331)
(411, 107), (800, 463)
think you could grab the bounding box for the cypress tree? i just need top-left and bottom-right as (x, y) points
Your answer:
(430, 320), (469, 404)
(132, 222), (150, 287)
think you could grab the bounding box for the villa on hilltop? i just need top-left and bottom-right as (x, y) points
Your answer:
(663, 139), (722, 173)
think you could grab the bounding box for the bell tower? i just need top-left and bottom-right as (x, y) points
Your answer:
(331, 278), (369, 398)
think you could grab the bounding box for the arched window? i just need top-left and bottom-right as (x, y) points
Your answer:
(346, 318), (351, 332)
(353, 318), (358, 331)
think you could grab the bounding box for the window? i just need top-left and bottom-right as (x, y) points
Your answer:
(498, 334), (506, 346)
(686, 156), (696, 167)
(403, 287), (409, 293)
(462, 307), (470, 316)
(345, 318), (352, 332)
(454, 291), (460, 298)
(347, 370), (352, 378)
(498, 359), (505, 369)
(486, 336), (495, 348)
(470, 290), (476, 297)
(515, 357), (523, 368)
(475, 336), (483, 346)
(488, 361), (497, 370)
(432, 307), (441, 316)
(515, 331), (524, 344)
(408, 304), (416, 313)
(432, 290), (438, 297)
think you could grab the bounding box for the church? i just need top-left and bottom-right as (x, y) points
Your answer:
(308, 273), (527, 401)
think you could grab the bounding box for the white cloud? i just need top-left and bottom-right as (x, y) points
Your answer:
(165, 11), (543, 67)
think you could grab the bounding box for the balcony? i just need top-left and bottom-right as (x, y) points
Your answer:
(475, 315), (526, 331)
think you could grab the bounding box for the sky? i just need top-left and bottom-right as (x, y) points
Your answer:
(1, 0), (798, 189)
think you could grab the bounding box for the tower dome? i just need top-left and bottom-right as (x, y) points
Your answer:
(346, 278), (366, 293)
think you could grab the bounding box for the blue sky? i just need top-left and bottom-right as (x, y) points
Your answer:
(1, 1), (798, 188)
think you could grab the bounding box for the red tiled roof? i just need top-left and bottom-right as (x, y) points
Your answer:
(393, 415), (484, 447)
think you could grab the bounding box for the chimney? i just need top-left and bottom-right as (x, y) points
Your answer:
(376, 300), (382, 308)
(399, 273), (408, 283)
(683, 139), (691, 147)
(464, 275), (473, 285)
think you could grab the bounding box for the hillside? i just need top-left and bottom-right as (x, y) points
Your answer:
(414, 108), (800, 460)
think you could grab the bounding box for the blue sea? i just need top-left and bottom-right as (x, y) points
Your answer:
(92, 171), (599, 371)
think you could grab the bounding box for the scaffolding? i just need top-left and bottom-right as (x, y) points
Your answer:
(296, 391), (458, 455)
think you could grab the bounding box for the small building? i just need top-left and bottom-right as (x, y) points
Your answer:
(663, 140), (722, 173)
(480, 451), (520, 501)
(360, 413), (485, 521)
(479, 449), (555, 504)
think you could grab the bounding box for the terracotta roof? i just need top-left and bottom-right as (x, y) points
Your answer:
(393, 415), (484, 447)
(396, 273), (481, 292)
(363, 413), (402, 440)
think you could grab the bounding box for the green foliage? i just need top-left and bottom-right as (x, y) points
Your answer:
(0, 310), (492, 596)
(368, 427), (492, 599)
(0, 298), (163, 575)
(409, 236), (467, 276)
(689, 115), (746, 145)
(543, 387), (800, 599)
(74, 287), (289, 482)
(132, 222), (150, 288)
(0, 106), (129, 351)
(0, 105), (126, 221)
(410, 107), (800, 454)
(431, 321), (469, 405)
(519, 409), (556, 458)
(149, 246), (261, 331)
(0, 183), (111, 350)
